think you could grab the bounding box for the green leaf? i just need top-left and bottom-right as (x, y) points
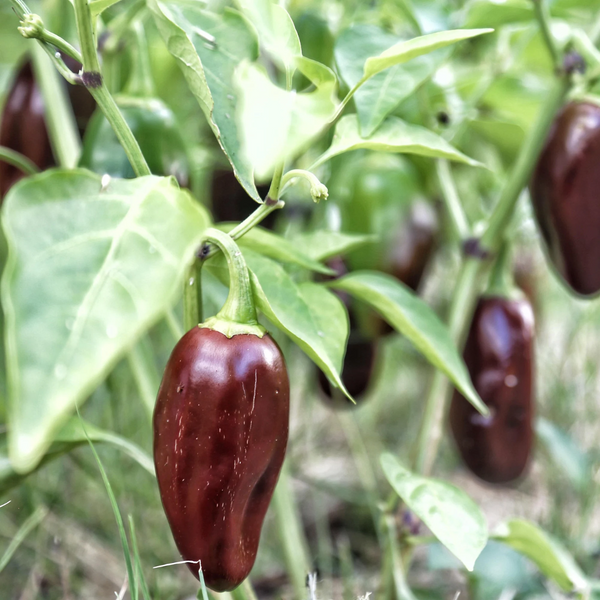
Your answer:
(329, 271), (487, 414)
(381, 453), (487, 571)
(243, 251), (351, 398)
(234, 0), (301, 76)
(363, 28), (493, 79)
(291, 231), (376, 262)
(335, 25), (450, 137)
(149, 0), (260, 200)
(298, 282), (349, 374)
(0, 506), (47, 574)
(235, 57), (338, 179)
(217, 223), (333, 274)
(89, 0), (124, 17)
(535, 418), (590, 492)
(463, 0), (533, 28)
(492, 519), (588, 592)
(2, 170), (210, 472)
(312, 115), (482, 169)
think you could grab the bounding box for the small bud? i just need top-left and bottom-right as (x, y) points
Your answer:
(310, 182), (329, 203)
(18, 13), (45, 40)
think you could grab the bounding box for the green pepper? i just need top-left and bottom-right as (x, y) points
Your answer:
(79, 96), (190, 186)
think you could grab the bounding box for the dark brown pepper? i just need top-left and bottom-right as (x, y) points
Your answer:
(153, 327), (289, 591)
(530, 101), (600, 296)
(0, 61), (54, 199)
(449, 296), (535, 484)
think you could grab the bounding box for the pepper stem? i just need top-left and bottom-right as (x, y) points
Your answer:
(199, 228), (265, 338)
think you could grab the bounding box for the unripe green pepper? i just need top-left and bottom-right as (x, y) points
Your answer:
(449, 295), (535, 484)
(530, 101), (600, 296)
(80, 96), (190, 186)
(0, 60), (54, 199)
(153, 230), (289, 590)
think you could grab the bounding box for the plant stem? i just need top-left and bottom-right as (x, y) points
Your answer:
(183, 261), (203, 331)
(266, 163), (285, 201)
(72, 0), (151, 177)
(31, 43), (81, 169)
(272, 461), (311, 600)
(532, 0), (561, 71)
(413, 72), (571, 477)
(383, 514), (418, 600)
(203, 200), (284, 260)
(435, 160), (470, 241)
(0, 146), (39, 176)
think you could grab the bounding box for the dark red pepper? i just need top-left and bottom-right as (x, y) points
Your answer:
(449, 296), (535, 484)
(0, 60), (54, 199)
(530, 101), (600, 296)
(153, 229), (289, 590)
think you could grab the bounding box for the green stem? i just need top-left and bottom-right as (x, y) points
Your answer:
(383, 514), (418, 600)
(31, 43), (81, 169)
(532, 0), (561, 71)
(18, 14), (83, 63)
(280, 169), (329, 202)
(435, 160), (470, 241)
(486, 242), (513, 297)
(73, 0), (100, 73)
(230, 580), (259, 600)
(126, 20), (156, 98)
(203, 199), (284, 260)
(481, 74), (570, 249)
(200, 229), (264, 337)
(266, 162), (285, 201)
(73, 0), (151, 177)
(272, 461), (312, 600)
(0, 146), (39, 176)
(183, 261), (203, 331)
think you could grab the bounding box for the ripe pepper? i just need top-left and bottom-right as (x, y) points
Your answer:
(530, 101), (600, 296)
(0, 60), (54, 199)
(79, 96), (190, 187)
(153, 229), (289, 590)
(449, 296), (535, 484)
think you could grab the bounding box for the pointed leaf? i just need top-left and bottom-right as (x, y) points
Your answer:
(292, 231), (376, 262)
(2, 170), (210, 472)
(381, 453), (487, 571)
(234, 0), (301, 75)
(493, 519), (588, 592)
(363, 28), (493, 78)
(236, 57), (338, 179)
(329, 271), (487, 414)
(243, 251), (351, 398)
(149, 0), (260, 199)
(335, 25), (448, 137)
(217, 223), (333, 274)
(312, 115), (481, 169)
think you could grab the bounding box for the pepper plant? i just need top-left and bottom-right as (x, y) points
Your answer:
(0, 0), (599, 598)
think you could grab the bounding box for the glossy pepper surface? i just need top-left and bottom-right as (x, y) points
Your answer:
(530, 101), (600, 296)
(0, 61), (54, 199)
(449, 296), (535, 484)
(153, 229), (289, 591)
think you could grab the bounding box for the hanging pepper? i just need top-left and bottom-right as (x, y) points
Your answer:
(449, 296), (535, 484)
(0, 60), (54, 199)
(530, 101), (600, 296)
(153, 229), (289, 590)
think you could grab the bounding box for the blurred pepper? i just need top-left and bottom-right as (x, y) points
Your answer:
(0, 60), (54, 199)
(530, 101), (600, 296)
(79, 96), (190, 186)
(449, 296), (535, 484)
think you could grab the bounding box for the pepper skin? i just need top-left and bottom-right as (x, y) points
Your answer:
(0, 61), (54, 199)
(153, 327), (289, 590)
(449, 296), (535, 484)
(530, 101), (600, 296)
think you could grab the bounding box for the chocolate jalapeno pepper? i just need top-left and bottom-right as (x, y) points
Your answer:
(0, 60), (54, 199)
(530, 101), (600, 296)
(154, 229), (289, 591)
(449, 295), (535, 484)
